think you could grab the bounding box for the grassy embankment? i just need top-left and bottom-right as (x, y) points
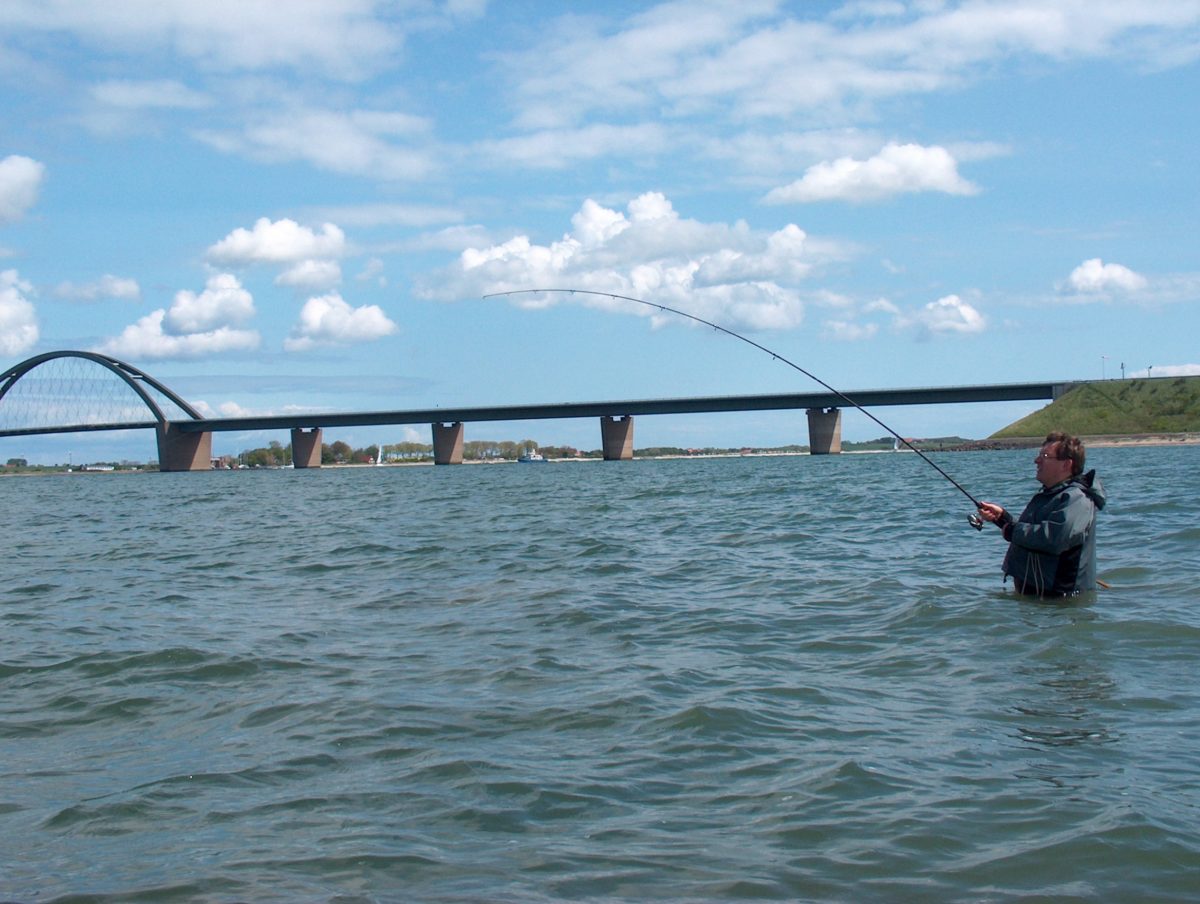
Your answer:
(990, 375), (1200, 441)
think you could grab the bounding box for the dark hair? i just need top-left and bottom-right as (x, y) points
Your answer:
(1044, 431), (1085, 476)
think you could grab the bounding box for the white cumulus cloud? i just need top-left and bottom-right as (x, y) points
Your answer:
(0, 155), (45, 224)
(96, 273), (259, 360)
(427, 192), (831, 333)
(764, 143), (980, 204)
(284, 292), (397, 352)
(1064, 258), (1148, 294)
(164, 273), (255, 334)
(95, 310), (260, 360)
(207, 218), (346, 266)
(276, 259), (343, 291)
(901, 294), (986, 339)
(0, 269), (38, 355)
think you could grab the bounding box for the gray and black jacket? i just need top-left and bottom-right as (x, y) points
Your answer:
(995, 470), (1107, 597)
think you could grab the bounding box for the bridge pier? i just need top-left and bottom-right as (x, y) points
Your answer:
(157, 423), (212, 471)
(600, 415), (634, 460)
(291, 427), (322, 468)
(806, 407), (842, 455)
(432, 422), (464, 465)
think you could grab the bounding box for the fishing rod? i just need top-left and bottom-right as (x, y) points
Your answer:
(484, 287), (986, 523)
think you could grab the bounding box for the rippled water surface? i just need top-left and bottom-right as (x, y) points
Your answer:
(3, 446), (1199, 902)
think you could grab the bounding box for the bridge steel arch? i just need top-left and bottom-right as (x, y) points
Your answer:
(0, 350), (213, 471)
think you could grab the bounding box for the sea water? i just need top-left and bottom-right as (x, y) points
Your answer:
(2, 445), (1198, 902)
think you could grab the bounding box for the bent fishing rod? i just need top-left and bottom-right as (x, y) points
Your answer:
(484, 287), (985, 521)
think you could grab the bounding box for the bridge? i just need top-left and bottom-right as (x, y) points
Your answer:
(0, 350), (1073, 470)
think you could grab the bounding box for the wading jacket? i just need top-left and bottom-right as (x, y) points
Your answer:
(996, 469), (1107, 597)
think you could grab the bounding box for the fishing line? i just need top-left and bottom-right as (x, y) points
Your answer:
(484, 287), (984, 514)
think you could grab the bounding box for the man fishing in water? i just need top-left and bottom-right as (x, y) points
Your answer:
(976, 432), (1107, 597)
(487, 290), (1105, 599)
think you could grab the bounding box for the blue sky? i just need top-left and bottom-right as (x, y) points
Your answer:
(2, 0), (1198, 463)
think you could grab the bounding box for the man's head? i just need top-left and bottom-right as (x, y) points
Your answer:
(1035, 431), (1085, 487)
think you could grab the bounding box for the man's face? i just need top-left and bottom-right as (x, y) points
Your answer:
(1034, 442), (1073, 488)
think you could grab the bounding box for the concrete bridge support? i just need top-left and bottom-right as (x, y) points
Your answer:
(601, 415), (634, 461)
(157, 423), (212, 471)
(432, 421), (464, 465)
(291, 427), (322, 468)
(806, 407), (842, 455)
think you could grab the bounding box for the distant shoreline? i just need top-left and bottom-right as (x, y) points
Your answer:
(5, 432), (1198, 477)
(959, 432), (1200, 451)
(1073, 433), (1200, 447)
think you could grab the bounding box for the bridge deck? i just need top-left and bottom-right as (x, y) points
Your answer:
(0, 381), (1070, 437)
(173, 382), (1068, 433)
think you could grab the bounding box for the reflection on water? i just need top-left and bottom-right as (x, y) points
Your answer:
(1014, 659), (1119, 750)
(1008, 604), (1120, 802)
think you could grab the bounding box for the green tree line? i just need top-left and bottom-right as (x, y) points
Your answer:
(232, 438), (601, 466)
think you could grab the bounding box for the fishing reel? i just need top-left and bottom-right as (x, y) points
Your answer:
(967, 512), (984, 531)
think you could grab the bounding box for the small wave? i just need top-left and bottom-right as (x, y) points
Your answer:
(5, 581), (59, 597)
